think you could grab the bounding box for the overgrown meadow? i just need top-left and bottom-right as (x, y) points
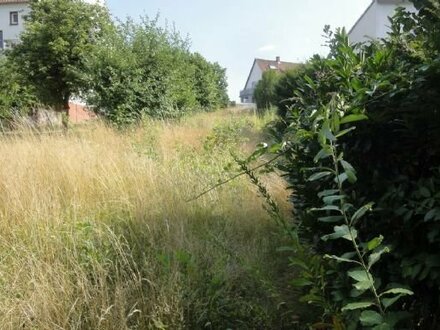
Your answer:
(0, 1), (299, 328)
(0, 110), (297, 329)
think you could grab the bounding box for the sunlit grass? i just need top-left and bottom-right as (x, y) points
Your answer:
(0, 108), (293, 329)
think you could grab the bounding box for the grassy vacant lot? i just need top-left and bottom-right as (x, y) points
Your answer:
(0, 109), (296, 329)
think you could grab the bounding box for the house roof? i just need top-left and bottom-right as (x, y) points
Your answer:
(0, 0), (29, 4)
(242, 57), (300, 91)
(255, 58), (299, 73)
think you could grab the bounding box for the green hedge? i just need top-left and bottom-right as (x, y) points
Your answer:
(261, 2), (440, 328)
(85, 17), (229, 125)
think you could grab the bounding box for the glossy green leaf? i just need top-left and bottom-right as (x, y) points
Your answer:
(314, 147), (332, 162)
(367, 235), (384, 251)
(346, 171), (357, 184)
(321, 225), (357, 241)
(348, 269), (371, 282)
(268, 142), (285, 153)
(368, 247), (390, 269)
(351, 203), (374, 224)
(335, 126), (356, 138)
(331, 112), (341, 133)
(372, 323), (392, 330)
(382, 295), (404, 309)
(380, 288), (414, 297)
(311, 205), (341, 212)
(340, 114), (368, 124)
(350, 287), (368, 297)
(318, 189), (339, 198)
(360, 310), (383, 326)
(320, 123), (336, 142)
(323, 195), (345, 204)
(340, 160), (357, 183)
(318, 215), (344, 223)
(335, 172), (348, 185)
(424, 208), (440, 222)
(324, 254), (360, 264)
(354, 280), (374, 291)
(304, 75), (316, 88)
(308, 171), (332, 181)
(340, 160), (356, 173)
(347, 268), (371, 284)
(341, 301), (374, 311)
(341, 252), (357, 259)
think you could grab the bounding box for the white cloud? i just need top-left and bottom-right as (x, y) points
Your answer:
(258, 44), (276, 52)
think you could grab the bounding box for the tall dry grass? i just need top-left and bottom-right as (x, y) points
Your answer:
(0, 109), (293, 329)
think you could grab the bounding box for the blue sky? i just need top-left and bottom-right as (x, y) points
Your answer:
(106, 0), (372, 102)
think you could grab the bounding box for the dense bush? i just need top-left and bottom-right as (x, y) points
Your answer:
(253, 69), (281, 112)
(85, 16), (229, 125)
(0, 55), (37, 123)
(254, 67), (309, 116)
(256, 2), (440, 328)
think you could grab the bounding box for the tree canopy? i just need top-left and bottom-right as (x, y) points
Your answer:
(10, 0), (111, 113)
(85, 16), (229, 124)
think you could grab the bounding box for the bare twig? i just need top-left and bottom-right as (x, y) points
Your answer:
(186, 154), (282, 202)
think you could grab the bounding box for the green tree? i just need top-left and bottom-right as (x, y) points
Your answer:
(191, 53), (229, 110)
(212, 62), (229, 108)
(253, 70), (281, 113)
(10, 0), (110, 124)
(0, 55), (37, 123)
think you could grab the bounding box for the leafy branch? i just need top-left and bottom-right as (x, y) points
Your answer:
(308, 94), (413, 328)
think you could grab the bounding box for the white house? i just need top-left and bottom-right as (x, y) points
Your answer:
(0, 0), (30, 50)
(0, 0), (104, 50)
(348, 0), (416, 44)
(240, 57), (299, 104)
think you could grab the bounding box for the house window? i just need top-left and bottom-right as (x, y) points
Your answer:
(10, 12), (19, 25)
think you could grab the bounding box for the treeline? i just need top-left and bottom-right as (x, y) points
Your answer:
(253, 0), (440, 328)
(0, 0), (228, 125)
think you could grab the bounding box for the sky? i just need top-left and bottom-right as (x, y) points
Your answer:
(106, 0), (372, 102)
